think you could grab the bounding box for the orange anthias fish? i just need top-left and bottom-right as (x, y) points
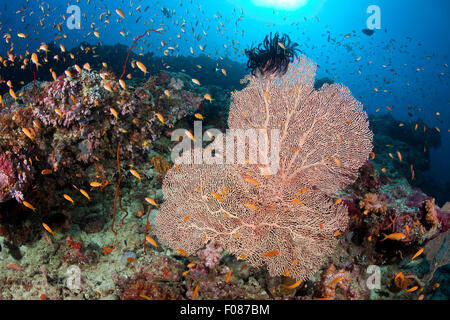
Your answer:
(406, 286), (419, 293)
(211, 192), (223, 202)
(31, 53), (42, 69)
(192, 285), (199, 300)
(145, 235), (158, 248)
(185, 130), (195, 142)
(22, 201), (37, 212)
(130, 169), (142, 181)
(245, 176), (259, 185)
(90, 182), (102, 188)
(63, 194), (74, 205)
(194, 113), (204, 120)
(204, 93), (213, 103)
(79, 189), (91, 200)
(55, 108), (63, 118)
(103, 82), (113, 93)
(119, 79), (126, 91)
(182, 270), (190, 277)
(176, 248), (188, 256)
(7, 264), (24, 271)
(9, 88), (17, 100)
(116, 8), (125, 19)
(136, 61), (147, 74)
(42, 223), (54, 235)
(22, 128), (34, 140)
(145, 197), (158, 208)
(110, 107), (118, 119)
(74, 64), (82, 74)
(156, 113), (165, 125)
(245, 202), (258, 211)
(284, 279), (302, 289)
(83, 63), (91, 72)
(225, 269), (233, 283)
(262, 250), (280, 258)
(291, 198), (304, 205)
(411, 248), (424, 261)
(381, 233), (407, 241)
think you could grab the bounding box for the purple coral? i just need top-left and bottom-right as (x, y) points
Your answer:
(196, 241), (224, 269)
(0, 153), (13, 202)
(0, 152), (32, 203)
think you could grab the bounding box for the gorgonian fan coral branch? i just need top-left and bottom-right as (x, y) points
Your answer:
(111, 142), (121, 235)
(119, 29), (163, 80)
(155, 55), (373, 280)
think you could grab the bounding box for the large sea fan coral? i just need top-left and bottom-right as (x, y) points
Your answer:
(155, 55), (373, 280)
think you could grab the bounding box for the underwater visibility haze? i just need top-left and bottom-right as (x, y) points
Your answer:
(0, 0), (449, 302)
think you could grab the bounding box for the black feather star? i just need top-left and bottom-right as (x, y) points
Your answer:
(244, 32), (301, 77)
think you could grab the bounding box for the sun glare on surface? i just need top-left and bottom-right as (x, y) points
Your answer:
(251, 0), (309, 10)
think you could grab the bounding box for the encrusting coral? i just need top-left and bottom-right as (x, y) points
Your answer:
(359, 192), (387, 214)
(316, 264), (355, 300)
(150, 155), (171, 174)
(424, 198), (439, 228)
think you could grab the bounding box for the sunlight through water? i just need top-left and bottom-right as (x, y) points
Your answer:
(251, 0), (309, 10)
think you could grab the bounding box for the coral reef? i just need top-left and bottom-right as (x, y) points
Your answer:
(0, 67), (203, 244)
(0, 42), (448, 301)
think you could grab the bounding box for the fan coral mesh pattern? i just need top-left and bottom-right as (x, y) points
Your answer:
(155, 55), (373, 280)
(230, 55), (373, 195)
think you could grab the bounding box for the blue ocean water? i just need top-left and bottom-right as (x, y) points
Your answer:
(1, 0), (449, 183)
